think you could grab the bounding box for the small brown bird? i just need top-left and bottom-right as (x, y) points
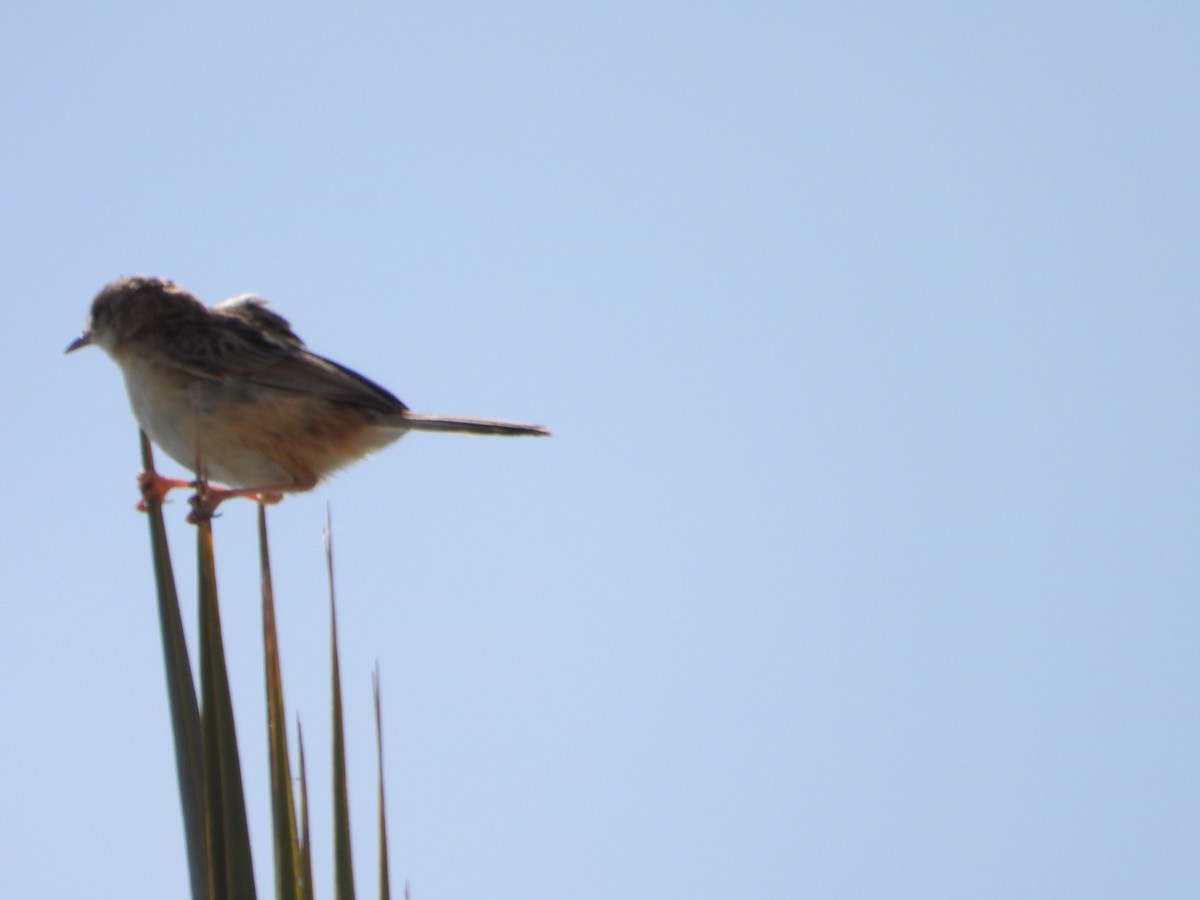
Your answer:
(67, 276), (549, 519)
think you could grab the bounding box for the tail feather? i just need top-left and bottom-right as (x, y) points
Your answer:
(400, 412), (551, 437)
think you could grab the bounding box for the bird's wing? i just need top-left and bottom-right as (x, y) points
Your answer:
(239, 350), (410, 414)
(212, 295), (305, 348)
(162, 303), (409, 414)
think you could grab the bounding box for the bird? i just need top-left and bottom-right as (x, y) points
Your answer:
(66, 276), (550, 520)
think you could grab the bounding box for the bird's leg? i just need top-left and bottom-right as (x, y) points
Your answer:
(137, 471), (194, 511)
(186, 480), (313, 524)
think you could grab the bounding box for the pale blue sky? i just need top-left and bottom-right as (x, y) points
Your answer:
(2, 4), (1198, 898)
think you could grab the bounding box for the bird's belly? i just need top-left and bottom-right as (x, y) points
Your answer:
(120, 362), (294, 487)
(119, 358), (405, 488)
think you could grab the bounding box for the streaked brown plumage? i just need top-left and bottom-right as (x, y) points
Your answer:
(66, 276), (549, 517)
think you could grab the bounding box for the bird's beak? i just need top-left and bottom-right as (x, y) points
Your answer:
(64, 330), (93, 354)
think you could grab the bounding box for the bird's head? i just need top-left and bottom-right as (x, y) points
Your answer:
(66, 276), (204, 356)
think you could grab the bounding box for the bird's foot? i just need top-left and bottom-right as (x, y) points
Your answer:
(186, 488), (224, 524)
(137, 471), (194, 511)
(185, 484), (291, 524)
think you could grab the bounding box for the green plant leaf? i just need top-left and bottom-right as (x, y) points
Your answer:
(297, 721), (315, 900)
(326, 513), (356, 900)
(373, 667), (391, 900)
(140, 432), (210, 900)
(259, 505), (303, 899)
(197, 491), (257, 898)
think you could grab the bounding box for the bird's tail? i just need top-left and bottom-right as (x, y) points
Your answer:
(400, 412), (551, 437)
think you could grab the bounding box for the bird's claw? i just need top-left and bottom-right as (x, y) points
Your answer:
(186, 492), (223, 525)
(136, 471), (192, 511)
(137, 471), (296, 523)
